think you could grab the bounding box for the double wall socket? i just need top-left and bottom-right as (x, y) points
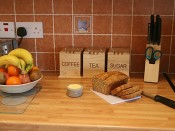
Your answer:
(0, 22), (16, 38)
(16, 22), (43, 38)
(0, 22), (43, 38)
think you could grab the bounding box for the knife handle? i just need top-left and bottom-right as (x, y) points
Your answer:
(148, 23), (151, 44)
(153, 23), (157, 44)
(150, 15), (154, 43)
(157, 17), (162, 45)
(155, 95), (175, 109)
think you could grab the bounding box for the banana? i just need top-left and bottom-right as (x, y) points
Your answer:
(9, 48), (33, 65)
(19, 58), (26, 72)
(0, 55), (21, 69)
(9, 48), (33, 73)
(25, 64), (33, 73)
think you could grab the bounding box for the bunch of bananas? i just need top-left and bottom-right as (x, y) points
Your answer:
(0, 48), (33, 74)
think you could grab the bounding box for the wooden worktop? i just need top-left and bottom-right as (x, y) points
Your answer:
(0, 72), (175, 131)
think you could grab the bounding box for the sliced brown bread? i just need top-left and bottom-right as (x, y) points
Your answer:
(118, 90), (142, 99)
(116, 85), (141, 97)
(111, 83), (132, 95)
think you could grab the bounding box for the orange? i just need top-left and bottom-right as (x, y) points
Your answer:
(6, 76), (21, 85)
(7, 65), (20, 76)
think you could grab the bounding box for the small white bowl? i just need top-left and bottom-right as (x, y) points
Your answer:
(67, 84), (83, 98)
(0, 76), (43, 93)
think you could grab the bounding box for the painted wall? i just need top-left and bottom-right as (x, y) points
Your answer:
(0, 0), (175, 74)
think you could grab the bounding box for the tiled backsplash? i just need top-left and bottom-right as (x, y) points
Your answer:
(0, 0), (175, 74)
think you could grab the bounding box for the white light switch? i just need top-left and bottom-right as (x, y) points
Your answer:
(0, 22), (15, 38)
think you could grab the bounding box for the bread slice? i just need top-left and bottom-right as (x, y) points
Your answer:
(116, 86), (140, 97)
(118, 90), (142, 99)
(111, 83), (132, 95)
(92, 71), (128, 95)
(111, 84), (142, 99)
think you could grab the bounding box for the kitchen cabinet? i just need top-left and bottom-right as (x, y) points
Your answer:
(0, 72), (175, 131)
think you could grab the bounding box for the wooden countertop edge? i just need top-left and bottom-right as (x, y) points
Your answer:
(1, 121), (175, 131)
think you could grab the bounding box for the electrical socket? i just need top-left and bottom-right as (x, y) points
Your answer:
(0, 22), (16, 38)
(16, 22), (43, 38)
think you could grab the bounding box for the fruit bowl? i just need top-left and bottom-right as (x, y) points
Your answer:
(0, 75), (43, 93)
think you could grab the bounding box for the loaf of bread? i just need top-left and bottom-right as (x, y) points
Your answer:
(92, 71), (129, 95)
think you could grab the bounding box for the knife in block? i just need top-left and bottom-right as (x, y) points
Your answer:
(144, 15), (162, 83)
